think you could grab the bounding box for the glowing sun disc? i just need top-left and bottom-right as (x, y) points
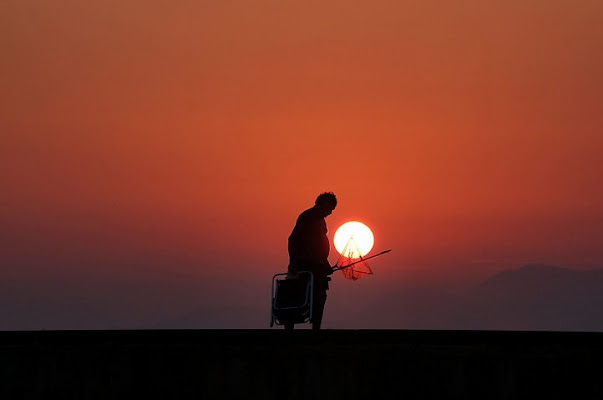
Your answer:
(334, 221), (374, 258)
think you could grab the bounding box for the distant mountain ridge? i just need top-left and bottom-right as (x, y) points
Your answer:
(478, 264), (595, 292)
(361, 264), (603, 331)
(467, 264), (603, 331)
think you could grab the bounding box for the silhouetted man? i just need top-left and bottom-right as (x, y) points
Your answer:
(287, 192), (337, 330)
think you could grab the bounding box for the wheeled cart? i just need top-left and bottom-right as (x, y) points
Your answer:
(270, 271), (314, 328)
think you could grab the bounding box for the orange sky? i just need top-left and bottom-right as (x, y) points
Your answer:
(2, 0), (603, 328)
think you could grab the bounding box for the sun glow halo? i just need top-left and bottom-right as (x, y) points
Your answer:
(334, 221), (374, 258)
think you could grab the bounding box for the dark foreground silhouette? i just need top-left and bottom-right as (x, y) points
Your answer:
(2, 329), (602, 399)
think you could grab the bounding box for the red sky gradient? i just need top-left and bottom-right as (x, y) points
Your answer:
(2, 0), (603, 328)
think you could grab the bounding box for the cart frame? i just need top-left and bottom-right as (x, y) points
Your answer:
(270, 271), (314, 327)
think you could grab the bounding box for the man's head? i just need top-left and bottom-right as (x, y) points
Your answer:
(315, 192), (337, 217)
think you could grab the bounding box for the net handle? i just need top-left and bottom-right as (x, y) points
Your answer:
(331, 249), (391, 272)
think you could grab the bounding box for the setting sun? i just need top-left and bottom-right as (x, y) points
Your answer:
(334, 221), (375, 259)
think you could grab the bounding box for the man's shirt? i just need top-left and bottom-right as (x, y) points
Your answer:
(288, 206), (330, 270)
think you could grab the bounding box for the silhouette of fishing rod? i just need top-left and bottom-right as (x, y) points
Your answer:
(332, 249), (391, 272)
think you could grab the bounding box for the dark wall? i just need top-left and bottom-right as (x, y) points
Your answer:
(2, 330), (602, 399)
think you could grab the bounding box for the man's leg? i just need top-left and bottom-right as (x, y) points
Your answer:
(311, 290), (327, 330)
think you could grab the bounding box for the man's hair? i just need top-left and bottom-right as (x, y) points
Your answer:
(315, 192), (337, 208)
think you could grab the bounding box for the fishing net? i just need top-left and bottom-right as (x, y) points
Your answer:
(335, 236), (374, 281)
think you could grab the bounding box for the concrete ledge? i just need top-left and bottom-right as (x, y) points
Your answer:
(2, 330), (602, 399)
